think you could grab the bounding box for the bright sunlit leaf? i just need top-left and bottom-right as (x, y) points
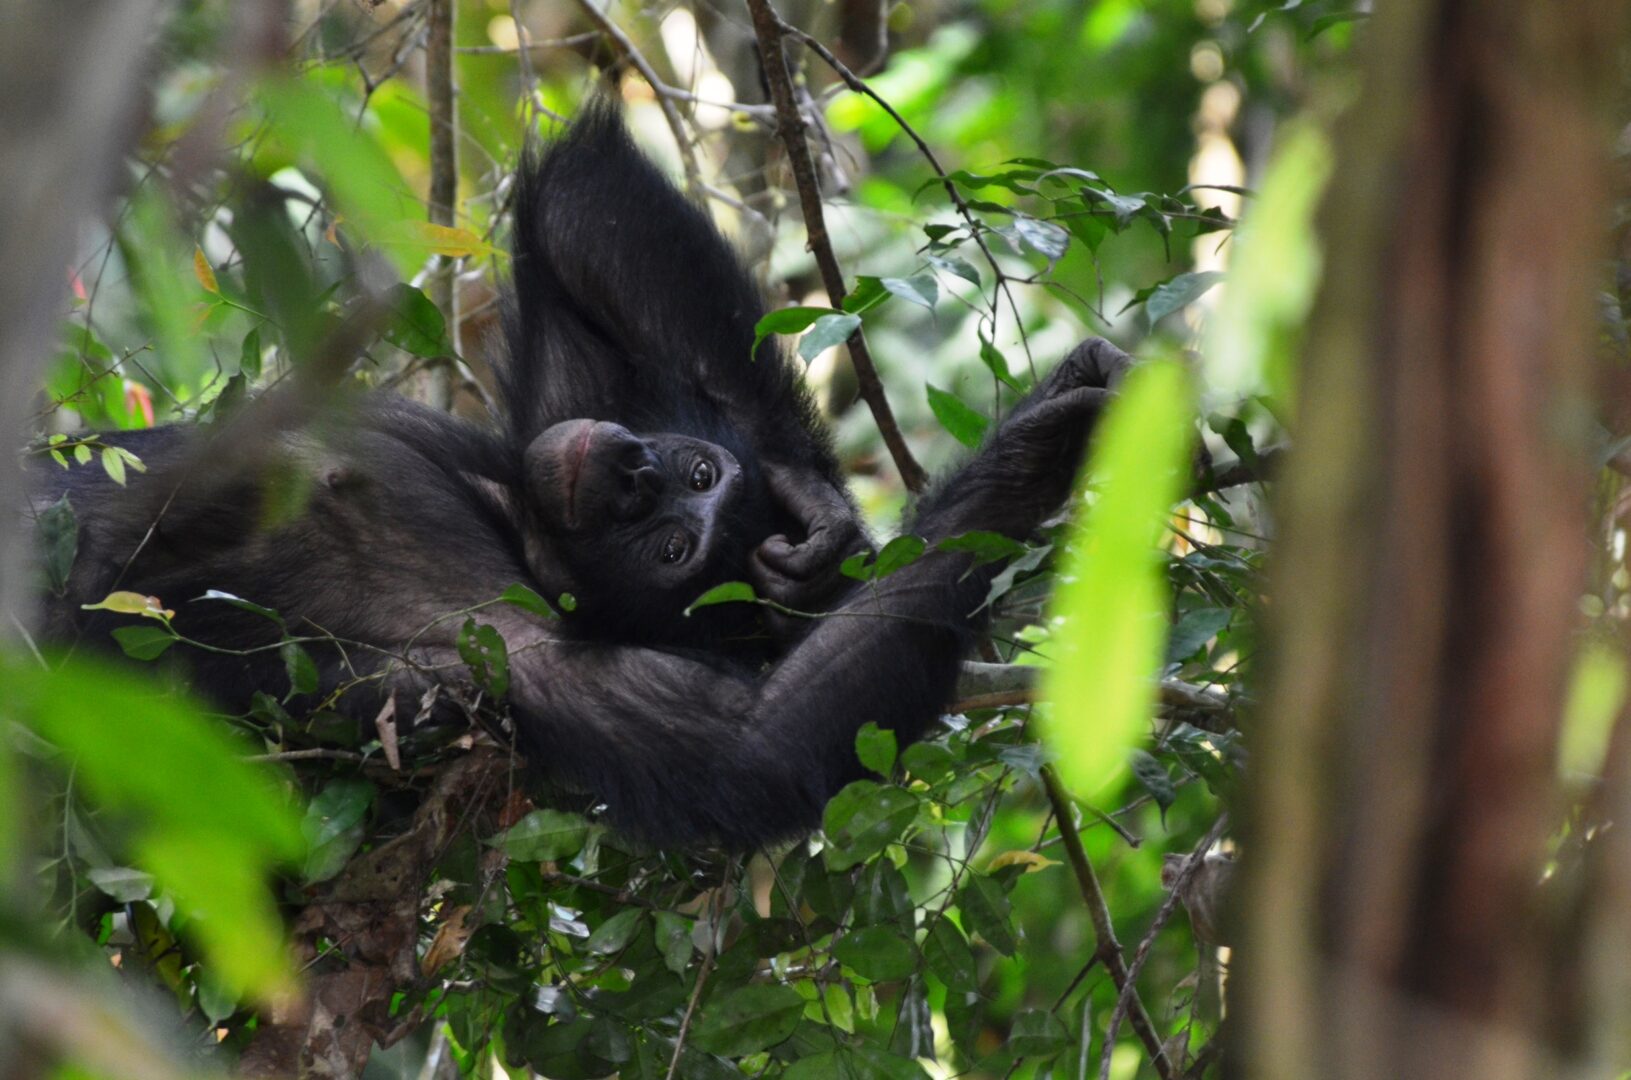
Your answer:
(7, 655), (304, 999)
(1204, 121), (1333, 408)
(1040, 358), (1194, 796)
(1559, 641), (1628, 780)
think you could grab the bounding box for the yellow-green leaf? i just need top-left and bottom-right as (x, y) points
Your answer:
(1039, 358), (1193, 796)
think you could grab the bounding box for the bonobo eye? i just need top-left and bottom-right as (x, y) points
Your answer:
(688, 460), (715, 491)
(660, 532), (689, 564)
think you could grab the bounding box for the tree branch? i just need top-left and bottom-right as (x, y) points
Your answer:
(423, 0), (459, 411)
(745, 0), (928, 493)
(1040, 765), (1178, 1080)
(574, 0), (703, 200)
(1099, 816), (1228, 1080)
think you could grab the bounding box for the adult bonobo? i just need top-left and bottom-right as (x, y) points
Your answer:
(33, 104), (1131, 849)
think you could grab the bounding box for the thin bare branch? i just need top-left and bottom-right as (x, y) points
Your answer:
(573, 0), (703, 199)
(1041, 765), (1178, 1080)
(745, 0), (928, 493)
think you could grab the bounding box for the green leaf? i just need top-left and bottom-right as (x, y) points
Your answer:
(873, 535), (927, 579)
(87, 866), (154, 903)
(100, 445), (127, 486)
(822, 780), (919, 871)
(1006, 1008), (1069, 1056)
(239, 326), (263, 380)
(977, 333), (1026, 392)
(280, 641), (319, 697)
(1141, 270), (1227, 325)
(257, 77), (417, 275)
(901, 741), (955, 784)
(494, 808), (590, 862)
(926, 384), (990, 448)
(689, 984), (804, 1057)
(880, 275), (939, 310)
(457, 618), (510, 698)
(798, 313), (862, 363)
(937, 530), (1028, 568)
(841, 276), (891, 314)
(1012, 216), (1070, 260)
(300, 777), (374, 883)
(1561, 642), (1628, 779)
(1130, 749), (1177, 823)
(196, 589), (285, 628)
(1203, 122), (1333, 406)
(855, 723), (897, 778)
(112, 625), (176, 661)
(1040, 359), (1194, 796)
(752, 306), (840, 358)
(927, 253), (980, 287)
(499, 583), (557, 618)
(586, 908), (644, 957)
(654, 910), (693, 974)
(832, 926), (916, 982)
(922, 916), (976, 990)
(1167, 606), (1232, 662)
(957, 875), (1019, 956)
(784, 1048), (928, 1080)
(685, 580), (758, 615)
(10, 655), (303, 997)
(35, 493), (77, 596)
(382, 283), (451, 358)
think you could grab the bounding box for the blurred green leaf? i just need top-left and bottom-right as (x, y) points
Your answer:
(35, 493), (76, 596)
(1040, 359), (1194, 795)
(11, 656), (303, 996)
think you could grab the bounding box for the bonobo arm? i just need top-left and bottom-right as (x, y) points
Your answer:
(433, 341), (1125, 849)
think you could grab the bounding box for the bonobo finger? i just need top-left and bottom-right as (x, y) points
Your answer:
(1055, 337), (1134, 391)
(763, 462), (853, 532)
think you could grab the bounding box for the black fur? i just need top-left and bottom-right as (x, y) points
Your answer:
(31, 106), (1130, 848)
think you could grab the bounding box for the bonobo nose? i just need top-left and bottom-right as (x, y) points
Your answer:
(606, 431), (662, 521)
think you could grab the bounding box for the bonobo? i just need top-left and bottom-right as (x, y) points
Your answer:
(32, 105), (1131, 849)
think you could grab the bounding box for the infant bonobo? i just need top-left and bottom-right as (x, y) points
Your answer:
(32, 102), (1132, 848)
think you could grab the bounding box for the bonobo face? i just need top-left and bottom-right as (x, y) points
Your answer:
(524, 421), (758, 636)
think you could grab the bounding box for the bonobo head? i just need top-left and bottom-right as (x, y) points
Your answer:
(523, 419), (770, 643)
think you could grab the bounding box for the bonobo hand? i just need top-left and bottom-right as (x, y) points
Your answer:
(750, 463), (868, 614)
(932, 337), (1135, 539)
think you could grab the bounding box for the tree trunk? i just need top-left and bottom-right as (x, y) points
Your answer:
(1234, 3), (1625, 1079)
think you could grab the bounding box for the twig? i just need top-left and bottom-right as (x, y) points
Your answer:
(953, 662), (1235, 718)
(666, 859), (734, 1079)
(424, 0), (459, 411)
(574, 0), (703, 199)
(778, 18), (1035, 377)
(1196, 445), (1286, 494)
(745, 0), (928, 493)
(455, 32), (598, 54)
(245, 748), (365, 763)
(538, 869), (668, 911)
(1040, 765), (1177, 1080)
(1098, 816), (1228, 1080)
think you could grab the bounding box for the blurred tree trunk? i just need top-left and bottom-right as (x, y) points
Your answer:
(0, 1), (163, 639)
(1234, 4), (1625, 1079)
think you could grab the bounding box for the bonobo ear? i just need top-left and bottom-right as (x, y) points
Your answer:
(499, 101), (767, 443)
